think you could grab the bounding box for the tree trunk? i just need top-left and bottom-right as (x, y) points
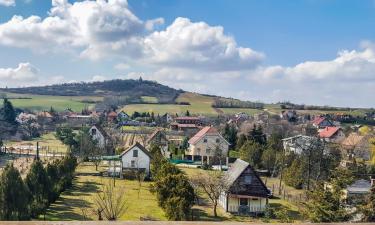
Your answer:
(213, 202), (218, 217)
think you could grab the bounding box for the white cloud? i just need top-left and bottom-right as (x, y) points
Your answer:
(91, 75), (107, 82)
(0, 63), (39, 87)
(143, 18), (265, 71)
(0, 0), (161, 56)
(0, 0), (15, 7)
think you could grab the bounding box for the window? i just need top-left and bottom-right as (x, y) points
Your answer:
(133, 149), (138, 157)
(216, 138), (220, 143)
(206, 148), (211, 154)
(197, 148), (201, 155)
(244, 175), (252, 184)
(203, 138), (207, 143)
(131, 160), (135, 167)
(239, 198), (248, 206)
(91, 128), (97, 135)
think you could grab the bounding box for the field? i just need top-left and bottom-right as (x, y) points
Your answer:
(1, 92), (103, 112)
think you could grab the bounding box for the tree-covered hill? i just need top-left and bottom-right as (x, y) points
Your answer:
(1, 79), (183, 103)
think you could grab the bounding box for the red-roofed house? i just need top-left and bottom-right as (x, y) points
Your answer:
(318, 126), (345, 143)
(312, 116), (334, 129)
(187, 126), (229, 164)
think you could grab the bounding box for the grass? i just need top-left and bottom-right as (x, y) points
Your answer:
(43, 163), (166, 221)
(5, 132), (68, 153)
(218, 108), (263, 115)
(180, 167), (304, 222)
(1, 92), (103, 112)
(141, 96), (158, 103)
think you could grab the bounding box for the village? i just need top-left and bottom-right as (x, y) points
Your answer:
(1, 95), (375, 222)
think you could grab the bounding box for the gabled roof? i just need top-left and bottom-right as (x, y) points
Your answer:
(312, 116), (326, 125)
(146, 129), (167, 144)
(226, 159), (270, 197)
(188, 126), (228, 145)
(91, 124), (110, 139)
(319, 126), (341, 138)
(120, 142), (152, 158)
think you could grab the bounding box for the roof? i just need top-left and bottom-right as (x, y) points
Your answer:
(120, 142), (152, 158)
(312, 116), (326, 126)
(108, 111), (117, 117)
(188, 126), (227, 145)
(342, 133), (365, 147)
(225, 159), (270, 198)
(37, 111), (53, 118)
(91, 124), (110, 139)
(319, 126), (341, 138)
(347, 179), (371, 194)
(226, 159), (250, 186)
(177, 124), (197, 128)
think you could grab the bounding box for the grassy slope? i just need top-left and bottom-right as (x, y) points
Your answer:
(2, 92), (102, 112)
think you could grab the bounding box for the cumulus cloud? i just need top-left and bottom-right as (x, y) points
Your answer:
(0, 0), (160, 56)
(143, 18), (264, 71)
(0, 63), (39, 87)
(0, 0), (15, 7)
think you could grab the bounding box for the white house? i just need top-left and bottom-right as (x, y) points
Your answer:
(119, 142), (152, 176)
(219, 159), (270, 215)
(89, 125), (110, 149)
(118, 111), (130, 121)
(187, 126), (229, 164)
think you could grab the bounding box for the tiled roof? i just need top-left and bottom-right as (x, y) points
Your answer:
(188, 126), (219, 145)
(319, 126), (340, 138)
(312, 116), (325, 125)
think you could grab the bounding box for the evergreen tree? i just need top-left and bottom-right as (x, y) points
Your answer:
(236, 133), (247, 149)
(247, 125), (267, 145)
(26, 160), (51, 218)
(1, 98), (16, 124)
(0, 164), (30, 220)
(239, 140), (264, 168)
(283, 157), (305, 189)
(185, 110), (190, 116)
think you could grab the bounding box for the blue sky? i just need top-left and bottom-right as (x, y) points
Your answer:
(0, 0), (374, 107)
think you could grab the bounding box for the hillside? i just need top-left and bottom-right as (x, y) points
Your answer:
(1, 79), (182, 104)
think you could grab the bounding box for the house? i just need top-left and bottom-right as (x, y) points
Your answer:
(107, 111), (118, 122)
(186, 126), (229, 164)
(160, 113), (173, 124)
(170, 116), (203, 134)
(89, 125), (111, 149)
(146, 129), (169, 156)
(219, 159), (270, 214)
(119, 142), (152, 176)
(312, 116), (334, 129)
(318, 126), (345, 143)
(228, 112), (249, 127)
(280, 110), (298, 122)
(341, 133), (372, 161)
(282, 135), (319, 154)
(344, 179), (373, 204)
(117, 111), (130, 121)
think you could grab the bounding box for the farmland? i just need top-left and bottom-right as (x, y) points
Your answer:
(1, 92), (102, 112)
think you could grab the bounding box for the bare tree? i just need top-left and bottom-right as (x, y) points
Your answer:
(93, 180), (128, 220)
(190, 171), (229, 217)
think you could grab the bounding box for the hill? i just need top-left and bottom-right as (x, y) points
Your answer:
(1, 79), (182, 104)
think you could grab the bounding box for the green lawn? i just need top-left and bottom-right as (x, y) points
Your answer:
(141, 96), (158, 103)
(2, 92), (102, 112)
(218, 108), (263, 115)
(43, 163), (166, 221)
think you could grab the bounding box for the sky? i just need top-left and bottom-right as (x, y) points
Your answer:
(0, 0), (374, 108)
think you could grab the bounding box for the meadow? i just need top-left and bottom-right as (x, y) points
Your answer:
(2, 92), (102, 112)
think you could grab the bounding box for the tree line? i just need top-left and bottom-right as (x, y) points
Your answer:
(0, 155), (77, 220)
(212, 97), (264, 109)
